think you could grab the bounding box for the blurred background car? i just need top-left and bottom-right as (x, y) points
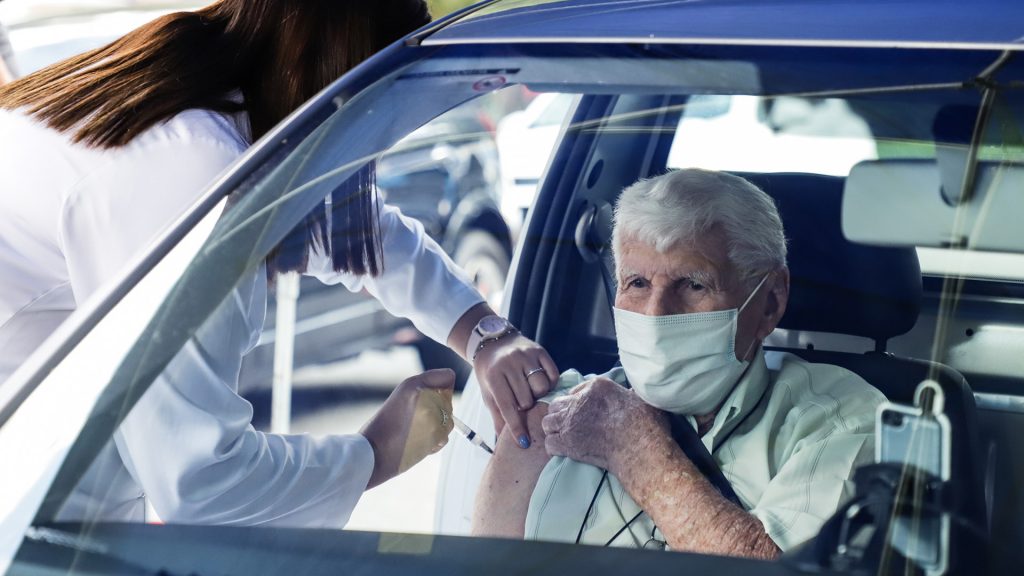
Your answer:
(495, 92), (573, 234)
(495, 92), (879, 237)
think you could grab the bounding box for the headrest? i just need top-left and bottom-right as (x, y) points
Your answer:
(734, 172), (922, 344)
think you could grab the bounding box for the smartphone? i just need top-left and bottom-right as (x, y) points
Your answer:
(877, 403), (951, 481)
(875, 381), (952, 575)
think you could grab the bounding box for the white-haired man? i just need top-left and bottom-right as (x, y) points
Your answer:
(472, 169), (885, 559)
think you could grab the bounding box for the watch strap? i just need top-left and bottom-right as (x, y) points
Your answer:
(466, 316), (516, 360)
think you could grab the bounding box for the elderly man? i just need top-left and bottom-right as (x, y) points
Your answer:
(472, 169), (884, 558)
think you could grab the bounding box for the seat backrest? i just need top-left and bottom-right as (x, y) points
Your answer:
(736, 172), (986, 532)
(738, 172), (922, 351)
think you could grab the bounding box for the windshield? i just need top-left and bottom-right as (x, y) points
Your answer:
(6, 41), (1023, 575)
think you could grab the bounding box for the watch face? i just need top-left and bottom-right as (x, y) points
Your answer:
(479, 316), (509, 337)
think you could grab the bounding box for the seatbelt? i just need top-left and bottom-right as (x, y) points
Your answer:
(667, 413), (744, 508)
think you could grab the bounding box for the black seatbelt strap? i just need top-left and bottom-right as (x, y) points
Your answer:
(668, 413), (743, 508)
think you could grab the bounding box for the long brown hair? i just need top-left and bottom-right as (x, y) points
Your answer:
(0, 0), (432, 277)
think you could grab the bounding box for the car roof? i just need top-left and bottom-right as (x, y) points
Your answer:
(423, 0), (1024, 50)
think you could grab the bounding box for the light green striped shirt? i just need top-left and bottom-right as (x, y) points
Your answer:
(524, 350), (885, 551)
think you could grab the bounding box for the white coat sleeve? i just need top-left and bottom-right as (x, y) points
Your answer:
(113, 267), (374, 527)
(60, 136), (373, 528)
(306, 198), (485, 346)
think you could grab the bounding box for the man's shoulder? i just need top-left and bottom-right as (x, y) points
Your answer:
(769, 352), (886, 433)
(540, 367), (627, 403)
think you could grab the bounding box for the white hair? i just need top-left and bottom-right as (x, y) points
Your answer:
(612, 169), (787, 286)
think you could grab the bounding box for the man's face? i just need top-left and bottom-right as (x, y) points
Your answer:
(614, 226), (788, 361)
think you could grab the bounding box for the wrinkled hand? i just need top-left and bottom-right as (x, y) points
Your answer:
(361, 369), (455, 488)
(473, 333), (558, 448)
(542, 377), (669, 473)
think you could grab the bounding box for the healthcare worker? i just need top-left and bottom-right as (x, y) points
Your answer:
(0, 0), (557, 527)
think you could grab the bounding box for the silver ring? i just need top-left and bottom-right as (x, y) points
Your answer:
(525, 367), (545, 379)
(439, 409), (449, 427)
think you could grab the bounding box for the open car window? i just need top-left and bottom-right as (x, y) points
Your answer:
(6, 40), (1023, 575)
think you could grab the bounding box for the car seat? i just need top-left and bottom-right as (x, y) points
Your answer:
(738, 172), (987, 540)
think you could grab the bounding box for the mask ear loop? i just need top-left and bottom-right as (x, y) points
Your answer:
(738, 272), (772, 314)
(736, 272), (772, 361)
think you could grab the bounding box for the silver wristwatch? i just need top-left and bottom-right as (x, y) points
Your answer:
(466, 315), (517, 361)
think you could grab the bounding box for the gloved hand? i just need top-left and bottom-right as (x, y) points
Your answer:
(361, 368), (456, 488)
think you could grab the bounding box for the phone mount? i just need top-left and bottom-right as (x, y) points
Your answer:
(783, 381), (987, 576)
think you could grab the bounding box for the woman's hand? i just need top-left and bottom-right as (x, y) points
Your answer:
(360, 368), (456, 488)
(473, 333), (559, 449)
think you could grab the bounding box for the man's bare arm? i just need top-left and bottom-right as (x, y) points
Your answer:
(471, 403), (551, 539)
(615, 432), (781, 559)
(543, 378), (780, 559)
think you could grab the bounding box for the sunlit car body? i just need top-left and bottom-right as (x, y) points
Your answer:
(2, 1), (1024, 575)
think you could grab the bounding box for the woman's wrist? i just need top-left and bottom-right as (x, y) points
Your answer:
(446, 302), (496, 362)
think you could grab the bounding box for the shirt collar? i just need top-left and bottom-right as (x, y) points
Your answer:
(691, 348), (771, 453)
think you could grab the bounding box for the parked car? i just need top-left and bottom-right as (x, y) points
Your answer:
(495, 92), (575, 233)
(495, 93), (878, 234)
(3, 1), (1024, 575)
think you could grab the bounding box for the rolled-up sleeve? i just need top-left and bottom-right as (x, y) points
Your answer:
(307, 197), (484, 346)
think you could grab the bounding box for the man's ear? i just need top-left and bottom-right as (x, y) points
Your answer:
(756, 267), (790, 340)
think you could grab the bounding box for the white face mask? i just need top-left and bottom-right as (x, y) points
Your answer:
(613, 274), (769, 415)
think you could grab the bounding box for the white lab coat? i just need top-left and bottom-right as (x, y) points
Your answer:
(0, 106), (482, 527)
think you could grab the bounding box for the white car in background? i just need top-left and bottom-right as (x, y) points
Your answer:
(495, 92), (877, 235)
(495, 92), (575, 236)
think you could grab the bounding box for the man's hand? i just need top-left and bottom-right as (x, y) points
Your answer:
(360, 369), (456, 488)
(541, 377), (670, 473)
(473, 333), (558, 448)
(543, 378), (780, 559)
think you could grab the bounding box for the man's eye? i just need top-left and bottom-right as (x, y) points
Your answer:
(627, 278), (648, 289)
(687, 280), (706, 291)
